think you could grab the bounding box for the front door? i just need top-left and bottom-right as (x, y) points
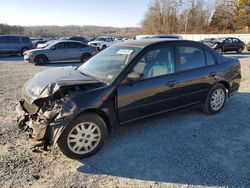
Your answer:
(48, 42), (67, 62)
(117, 44), (181, 124)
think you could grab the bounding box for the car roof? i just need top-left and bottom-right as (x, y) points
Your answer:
(115, 39), (190, 48)
(54, 40), (85, 44)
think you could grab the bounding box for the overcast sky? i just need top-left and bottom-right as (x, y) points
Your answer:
(0, 0), (215, 27)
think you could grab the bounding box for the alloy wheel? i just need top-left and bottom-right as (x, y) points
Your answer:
(210, 88), (225, 111)
(67, 122), (101, 154)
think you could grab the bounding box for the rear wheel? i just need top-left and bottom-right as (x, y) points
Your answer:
(201, 83), (227, 115)
(34, 55), (48, 65)
(80, 53), (92, 63)
(21, 47), (29, 56)
(237, 47), (243, 54)
(57, 113), (108, 159)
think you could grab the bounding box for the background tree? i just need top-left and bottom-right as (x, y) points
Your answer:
(141, 0), (183, 34)
(235, 0), (250, 32)
(210, 0), (237, 33)
(141, 0), (212, 34)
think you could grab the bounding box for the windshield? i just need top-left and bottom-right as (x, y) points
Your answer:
(95, 37), (107, 42)
(77, 45), (141, 83)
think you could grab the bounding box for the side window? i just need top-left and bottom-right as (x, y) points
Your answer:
(66, 42), (78, 49)
(54, 42), (64, 49)
(133, 46), (175, 79)
(22, 37), (31, 43)
(224, 39), (232, 44)
(78, 43), (87, 48)
(8, 36), (19, 43)
(107, 38), (110, 42)
(232, 38), (239, 43)
(205, 50), (216, 66)
(177, 45), (206, 71)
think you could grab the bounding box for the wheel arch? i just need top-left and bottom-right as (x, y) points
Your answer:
(77, 109), (113, 133)
(34, 54), (49, 62)
(216, 80), (230, 92)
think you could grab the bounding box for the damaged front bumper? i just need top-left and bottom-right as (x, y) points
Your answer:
(16, 98), (77, 147)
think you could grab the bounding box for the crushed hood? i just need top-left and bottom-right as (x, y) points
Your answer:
(22, 67), (101, 103)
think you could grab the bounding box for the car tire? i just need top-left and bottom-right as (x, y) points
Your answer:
(237, 47), (243, 54)
(80, 53), (92, 63)
(201, 83), (227, 115)
(57, 113), (108, 159)
(101, 45), (107, 50)
(21, 47), (29, 56)
(34, 55), (48, 65)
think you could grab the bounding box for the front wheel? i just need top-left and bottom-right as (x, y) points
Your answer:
(201, 83), (227, 115)
(34, 55), (48, 65)
(57, 113), (108, 159)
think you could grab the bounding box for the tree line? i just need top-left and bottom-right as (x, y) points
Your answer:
(141, 0), (250, 34)
(0, 24), (140, 38)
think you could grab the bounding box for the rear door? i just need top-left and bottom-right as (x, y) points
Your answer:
(117, 44), (181, 123)
(175, 42), (217, 106)
(64, 42), (81, 61)
(232, 38), (242, 51)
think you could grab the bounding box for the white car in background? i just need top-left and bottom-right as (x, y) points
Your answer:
(88, 36), (118, 50)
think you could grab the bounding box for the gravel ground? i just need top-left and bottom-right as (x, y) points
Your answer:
(0, 53), (250, 188)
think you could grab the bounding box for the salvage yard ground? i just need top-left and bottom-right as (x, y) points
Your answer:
(0, 52), (250, 188)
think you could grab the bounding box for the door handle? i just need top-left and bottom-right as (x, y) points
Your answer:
(208, 72), (216, 77)
(166, 80), (177, 87)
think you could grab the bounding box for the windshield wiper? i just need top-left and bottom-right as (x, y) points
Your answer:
(77, 70), (108, 84)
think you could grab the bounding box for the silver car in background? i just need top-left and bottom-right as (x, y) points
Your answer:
(24, 40), (98, 65)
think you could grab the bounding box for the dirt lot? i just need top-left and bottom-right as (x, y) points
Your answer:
(0, 53), (250, 188)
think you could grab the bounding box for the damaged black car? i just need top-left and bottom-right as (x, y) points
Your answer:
(16, 39), (241, 159)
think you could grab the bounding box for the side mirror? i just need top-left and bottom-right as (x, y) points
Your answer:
(51, 46), (56, 50)
(124, 72), (144, 84)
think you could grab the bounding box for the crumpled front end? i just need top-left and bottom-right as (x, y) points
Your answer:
(16, 95), (77, 147)
(16, 67), (105, 149)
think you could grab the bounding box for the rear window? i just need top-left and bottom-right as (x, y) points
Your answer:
(66, 42), (78, 48)
(78, 43), (87, 48)
(177, 46), (206, 71)
(22, 37), (31, 43)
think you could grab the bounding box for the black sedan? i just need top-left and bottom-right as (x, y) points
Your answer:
(16, 39), (241, 159)
(212, 37), (245, 54)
